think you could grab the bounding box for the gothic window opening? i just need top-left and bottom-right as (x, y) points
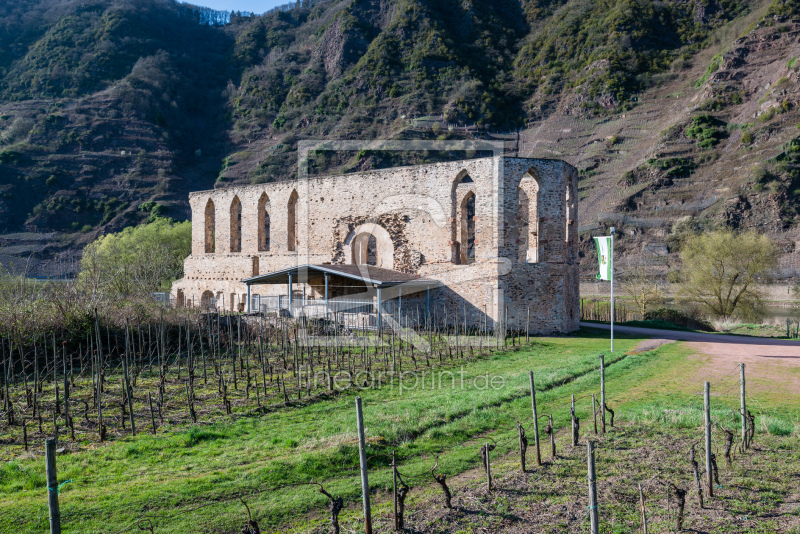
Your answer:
(204, 199), (215, 253)
(461, 192), (476, 263)
(519, 173), (541, 263)
(258, 193), (271, 251)
(451, 170), (475, 264)
(230, 196), (242, 253)
(288, 190), (298, 252)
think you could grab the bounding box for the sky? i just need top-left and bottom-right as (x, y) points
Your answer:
(190, 0), (291, 14)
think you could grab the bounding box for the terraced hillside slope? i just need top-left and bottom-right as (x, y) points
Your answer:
(0, 0), (798, 276)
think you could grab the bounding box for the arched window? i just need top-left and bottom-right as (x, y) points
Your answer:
(519, 173), (541, 263)
(258, 193), (271, 251)
(230, 196), (242, 253)
(451, 170), (475, 264)
(287, 190), (298, 252)
(460, 192), (476, 263)
(565, 173), (577, 263)
(204, 199), (215, 253)
(201, 290), (215, 309)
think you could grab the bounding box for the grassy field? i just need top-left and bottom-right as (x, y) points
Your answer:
(1, 329), (799, 533)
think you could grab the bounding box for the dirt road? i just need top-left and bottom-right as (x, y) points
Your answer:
(581, 322), (800, 397)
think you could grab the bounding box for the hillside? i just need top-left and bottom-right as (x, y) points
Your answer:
(0, 0), (799, 277)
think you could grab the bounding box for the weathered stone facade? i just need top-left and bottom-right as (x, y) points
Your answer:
(171, 156), (579, 333)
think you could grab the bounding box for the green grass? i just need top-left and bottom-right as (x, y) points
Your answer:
(1, 332), (797, 533)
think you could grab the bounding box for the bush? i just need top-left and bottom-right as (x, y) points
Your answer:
(686, 115), (725, 147)
(648, 157), (697, 178)
(78, 217), (191, 297)
(644, 308), (715, 331)
(759, 108), (776, 122)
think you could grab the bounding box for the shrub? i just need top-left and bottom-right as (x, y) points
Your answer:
(644, 308), (715, 331)
(740, 131), (754, 145)
(78, 217), (191, 296)
(753, 165), (772, 183)
(686, 115), (724, 147)
(648, 157), (697, 178)
(759, 108), (777, 122)
(0, 150), (21, 164)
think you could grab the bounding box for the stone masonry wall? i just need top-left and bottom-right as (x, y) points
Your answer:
(172, 157), (579, 332)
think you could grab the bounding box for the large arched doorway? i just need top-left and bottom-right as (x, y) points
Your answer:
(346, 223), (394, 269)
(201, 290), (216, 310)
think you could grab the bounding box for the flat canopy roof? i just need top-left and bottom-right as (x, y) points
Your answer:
(243, 264), (439, 289)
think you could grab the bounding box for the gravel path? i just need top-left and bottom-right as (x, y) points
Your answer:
(581, 322), (800, 393)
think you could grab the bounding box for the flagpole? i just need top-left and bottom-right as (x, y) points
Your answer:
(610, 227), (615, 352)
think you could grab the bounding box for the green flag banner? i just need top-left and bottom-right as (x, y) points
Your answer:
(594, 236), (612, 281)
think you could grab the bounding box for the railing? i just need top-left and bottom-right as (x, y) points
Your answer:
(249, 297), (427, 330)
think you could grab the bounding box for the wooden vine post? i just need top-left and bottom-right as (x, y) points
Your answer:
(94, 309), (104, 441)
(599, 354), (606, 434)
(740, 363), (747, 450)
(638, 483), (648, 534)
(46, 437), (61, 534)
(355, 397), (372, 534)
(704, 381), (713, 497)
(392, 450), (399, 531)
(484, 442), (492, 491)
(587, 440), (599, 534)
(529, 371), (541, 465)
(123, 321), (136, 436)
(148, 392), (157, 434)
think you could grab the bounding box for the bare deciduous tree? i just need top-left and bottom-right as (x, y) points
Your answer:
(620, 262), (665, 317)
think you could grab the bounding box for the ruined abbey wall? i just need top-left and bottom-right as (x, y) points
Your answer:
(171, 156), (579, 333)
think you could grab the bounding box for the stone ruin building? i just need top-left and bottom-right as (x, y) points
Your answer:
(170, 156), (579, 333)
